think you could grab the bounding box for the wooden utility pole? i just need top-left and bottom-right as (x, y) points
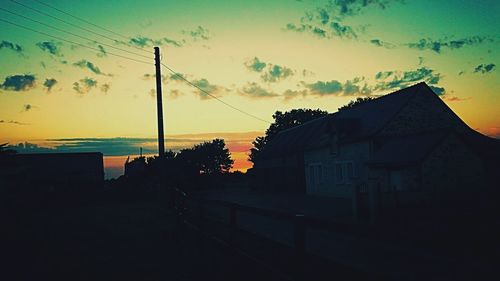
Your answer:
(154, 47), (165, 158)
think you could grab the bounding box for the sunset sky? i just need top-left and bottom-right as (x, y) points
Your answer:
(1, 0), (499, 178)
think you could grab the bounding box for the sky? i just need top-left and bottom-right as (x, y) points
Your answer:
(1, 0), (499, 178)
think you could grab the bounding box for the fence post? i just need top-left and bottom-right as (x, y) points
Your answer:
(229, 203), (238, 228)
(294, 214), (306, 281)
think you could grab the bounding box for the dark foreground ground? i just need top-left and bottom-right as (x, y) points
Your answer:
(1, 191), (367, 281)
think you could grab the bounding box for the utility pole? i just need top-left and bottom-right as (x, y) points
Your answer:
(154, 47), (165, 158)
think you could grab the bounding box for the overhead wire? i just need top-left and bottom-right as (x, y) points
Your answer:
(161, 63), (272, 124)
(8, 0), (152, 55)
(33, 0), (138, 43)
(0, 7), (152, 60)
(0, 18), (152, 65)
(2, 1), (271, 124)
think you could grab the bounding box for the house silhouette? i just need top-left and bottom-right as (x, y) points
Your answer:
(253, 82), (500, 208)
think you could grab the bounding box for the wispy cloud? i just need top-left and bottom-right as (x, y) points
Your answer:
(0, 40), (23, 54)
(0, 120), (28, 125)
(73, 77), (98, 95)
(244, 57), (295, 83)
(285, 0), (402, 39)
(96, 45), (107, 57)
(406, 36), (495, 53)
(100, 83), (111, 94)
(191, 78), (225, 99)
(36, 41), (63, 56)
(370, 39), (396, 48)
(129, 36), (185, 48)
(73, 59), (111, 76)
(182, 26), (211, 41)
(238, 82), (278, 98)
(10, 132), (261, 156)
(244, 57), (267, 72)
(373, 67), (444, 94)
(473, 63), (496, 74)
(43, 78), (57, 92)
(22, 104), (37, 112)
(283, 89), (308, 101)
(0, 74), (36, 91)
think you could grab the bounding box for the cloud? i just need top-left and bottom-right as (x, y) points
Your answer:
(406, 36), (495, 53)
(100, 83), (111, 94)
(0, 74), (36, 91)
(244, 57), (267, 72)
(0, 120), (28, 125)
(303, 77), (371, 97)
(36, 41), (63, 56)
(23, 104), (34, 112)
(285, 21), (356, 39)
(373, 67), (444, 93)
(283, 89), (307, 100)
(305, 80), (343, 95)
(428, 85), (446, 96)
(163, 37), (184, 47)
(129, 37), (152, 47)
(191, 78), (225, 99)
(0, 40), (23, 53)
(129, 36), (184, 48)
(473, 63), (496, 74)
(97, 45), (107, 57)
(73, 77), (98, 95)
(285, 1), (402, 39)
(329, 0), (403, 17)
(370, 39), (395, 48)
(329, 22), (357, 38)
(244, 57), (295, 82)
(238, 82), (278, 98)
(43, 78), (57, 92)
(443, 96), (471, 102)
(182, 26), (211, 41)
(73, 59), (111, 76)
(261, 65), (294, 82)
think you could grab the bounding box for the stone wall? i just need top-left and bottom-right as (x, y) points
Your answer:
(421, 134), (485, 203)
(380, 90), (469, 137)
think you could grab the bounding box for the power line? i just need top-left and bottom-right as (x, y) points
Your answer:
(161, 63), (272, 124)
(33, 0), (135, 43)
(8, 0), (151, 55)
(0, 18), (152, 65)
(0, 7), (152, 60)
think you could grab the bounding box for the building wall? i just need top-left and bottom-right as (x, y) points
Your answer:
(254, 153), (305, 192)
(421, 134), (485, 200)
(304, 141), (370, 198)
(379, 90), (469, 137)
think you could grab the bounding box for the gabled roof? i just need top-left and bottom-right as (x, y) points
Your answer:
(257, 82), (430, 160)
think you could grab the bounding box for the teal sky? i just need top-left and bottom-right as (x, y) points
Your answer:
(1, 0), (499, 175)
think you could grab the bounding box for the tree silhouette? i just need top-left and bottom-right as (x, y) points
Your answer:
(338, 97), (374, 111)
(249, 109), (328, 163)
(178, 139), (233, 175)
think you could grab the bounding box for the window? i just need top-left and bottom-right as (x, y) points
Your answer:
(308, 163), (325, 187)
(309, 166), (315, 186)
(335, 162), (355, 183)
(336, 164), (343, 182)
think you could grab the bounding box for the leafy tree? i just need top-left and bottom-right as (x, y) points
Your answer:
(338, 97), (375, 111)
(177, 139), (233, 175)
(249, 109), (328, 163)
